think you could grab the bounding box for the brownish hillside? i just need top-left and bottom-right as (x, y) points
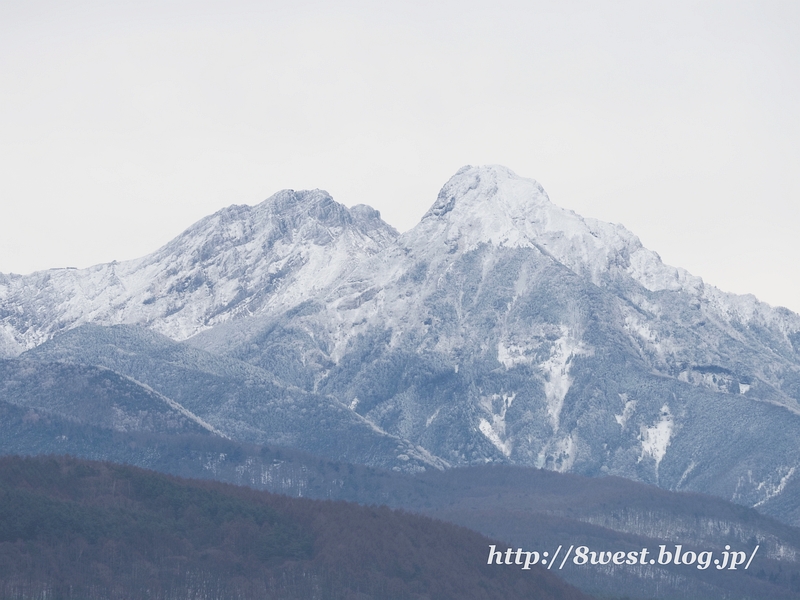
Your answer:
(0, 455), (590, 600)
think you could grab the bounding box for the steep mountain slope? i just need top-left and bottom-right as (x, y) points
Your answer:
(16, 325), (443, 472)
(0, 358), (216, 436)
(0, 190), (396, 356)
(187, 166), (800, 516)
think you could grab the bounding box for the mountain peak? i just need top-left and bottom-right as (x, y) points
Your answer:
(414, 165), (640, 283)
(409, 166), (711, 295)
(423, 165), (550, 220)
(256, 189), (348, 229)
(0, 188), (399, 353)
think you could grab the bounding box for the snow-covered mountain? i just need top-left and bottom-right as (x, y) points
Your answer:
(318, 164), (800, 378)
(0, 189), (396, 355)
(185, 166), (800, 519)
(4, 165), (800, 524)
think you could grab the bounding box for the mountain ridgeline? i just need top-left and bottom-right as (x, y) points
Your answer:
(3, 165), (800, 515)
(3, 165), (800, 599)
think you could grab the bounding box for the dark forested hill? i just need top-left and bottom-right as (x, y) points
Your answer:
(0, 455), (590, 600)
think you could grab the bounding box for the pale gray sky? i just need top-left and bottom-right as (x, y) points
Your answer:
(2, 1), (799, 311)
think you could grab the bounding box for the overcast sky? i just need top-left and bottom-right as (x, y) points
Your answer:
(2, 1), (799, 311)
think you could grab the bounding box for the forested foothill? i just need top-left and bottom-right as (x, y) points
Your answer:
(0, 455), (590, 600)
(184, 443), (800, 600)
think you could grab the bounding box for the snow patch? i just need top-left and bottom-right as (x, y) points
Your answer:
(614, 394), (637, 429)
(497, 340), (536, 369)
(754, 467), (795, 508)
(540, 328), (588, 431)
(426, 407), (441, 427)
(479, 419), (510, 457)
(676, 460), (697, 489)
(0, 326), (24, 358)
(638, 404), (673, 473)
(477, 392), (515, 457)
